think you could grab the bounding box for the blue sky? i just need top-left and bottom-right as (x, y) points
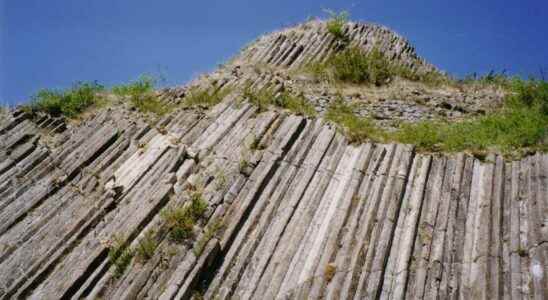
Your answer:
(1, 0), (547, 105)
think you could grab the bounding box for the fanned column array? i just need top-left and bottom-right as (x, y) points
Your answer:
(0, 99), (546, 299)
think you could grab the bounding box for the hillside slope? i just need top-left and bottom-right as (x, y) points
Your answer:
(0, 20), (546, 299)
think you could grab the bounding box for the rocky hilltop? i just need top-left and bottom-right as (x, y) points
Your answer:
(0, 20), (546, 299)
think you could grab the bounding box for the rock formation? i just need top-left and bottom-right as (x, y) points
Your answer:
(0, 20), (546, 299)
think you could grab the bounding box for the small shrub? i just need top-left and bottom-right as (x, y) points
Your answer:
(135, 231), (158, 262)
(183, 87), (232, 109)
(330, 47), (372, 84)
(508, 79), (548, 115)
(27, 81), (104, 117)
(162, 206), (195, 242)
(189, 192), (208, 218)
(325, 97), (383, 143)
(108, 237), (134, 278)
(325, 9), (349, 41)
(161, 192), (208, 243)
(113, 75), (170, 115)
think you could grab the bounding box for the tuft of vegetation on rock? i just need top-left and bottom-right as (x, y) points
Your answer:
(135, 231), (158, 262)
(243, 87), (316, 116)
(25, 81), (104, 118)
(161, 192), (208, 243)
(306, 46), (448, 87)
(193, 219), (224, 256)
(112, 75), (171, 115)
(108, 237), (134, 279)
(183, 87), (232, 109)
(325, 9), (349, 41)
(325, 96), (383, 143)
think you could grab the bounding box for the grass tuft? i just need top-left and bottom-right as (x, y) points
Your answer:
(243, 86), (316, 116)
(135, 231), (158, 262)
(305, 46), (449, 87)
(26, 81), (104, 118)
(108, 237), (134, 278)
(324, 9), (349, 41)
(325, 97), (383, 144)
(193, 219), (224, 256)
(161, 192), (208, 243)
(113, 75), (170, 115)
(183, 87), (232, 109)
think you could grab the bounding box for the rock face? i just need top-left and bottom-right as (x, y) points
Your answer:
(0, 21), (546, 300)
(231, 20), (435, 73)
(1, 103), (547, 299)
(158, 20), (503, 128)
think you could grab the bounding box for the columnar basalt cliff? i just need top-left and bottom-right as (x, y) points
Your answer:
(0, 20), (546, 299)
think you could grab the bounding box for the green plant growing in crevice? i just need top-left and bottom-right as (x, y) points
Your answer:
(108, 237), (134, 278)
(239, 157), (250, 174)
(243, 86), (276, 112)
(325, 97), (384, 144)
(25, 81), (105, 118)
(249, 134), (266, 151)
(215, 168), (228, 190)
(243, 86), (316, 116)
(161, 192), (208, 243)
(193, 219), (224, 256)
(112, 75), (171, 115)
(135, 231), (158, 262)
(324, 9), (349, 41)
(276, 91), (317, 117)
(183, 87), (232, 109)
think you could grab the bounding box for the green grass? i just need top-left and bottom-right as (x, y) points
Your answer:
(325, 97), (383, 144)
(275, 92), (317, 117)
(161, 192), (208, 243)
(108, 237), (134, 278)
(183, 87), (232, 109)
(243, 86), (276, 112)
(26, 81), (104, 118)
(305, 46), (449, 87)
(306, 47), (391, 86)
(460, 70), (513, 88)
(243, 87), (316, 116)
(391, 79), (548, 155)
(112, 75), (171, 115)
(322, 79), (547, 156)
(324, 9), (349, 41)
(135, 231), (158, 262)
